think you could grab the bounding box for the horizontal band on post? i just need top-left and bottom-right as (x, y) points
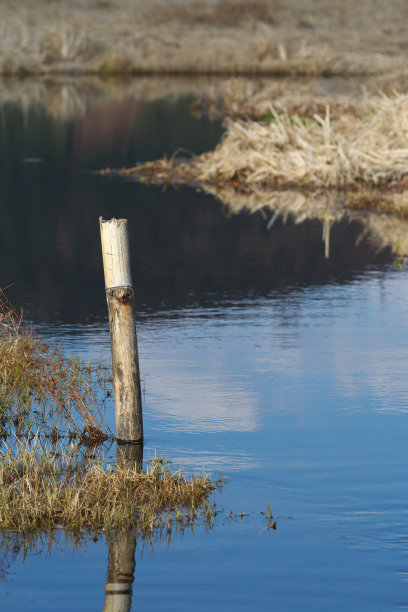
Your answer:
(116, 437), (144, 446)
(105, 581), (133, 592)
(105, 284), (133, 291)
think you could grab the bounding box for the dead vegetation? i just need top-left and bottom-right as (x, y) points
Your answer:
(194, 95), (408, 189)
(1, 0), (408, 78)
(0, 288), (220, 537)
(0, 287), (110, 443)
(0, 440), (216, 534)
(104, 91), (408, 256)
(107, 93), (408, 191)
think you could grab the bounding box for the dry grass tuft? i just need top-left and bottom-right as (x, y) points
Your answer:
(0, 440), (216, 535)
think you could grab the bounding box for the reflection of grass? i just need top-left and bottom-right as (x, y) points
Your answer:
(0, 441), (216, 535)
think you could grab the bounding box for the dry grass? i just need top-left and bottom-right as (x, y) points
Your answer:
(105, 91), (408, 256)
(116, 93), (408, 191)
(190, 77), (371, 121)
(0, 288), (110, 443)
(192, 94), (408, 189)
(1, 0), (408, 77)
(0, 440), (216, 535)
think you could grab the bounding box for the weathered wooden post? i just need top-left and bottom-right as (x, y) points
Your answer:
(99, 217), (143, 444)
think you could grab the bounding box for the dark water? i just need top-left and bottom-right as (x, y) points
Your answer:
(1, 79), (408, 611)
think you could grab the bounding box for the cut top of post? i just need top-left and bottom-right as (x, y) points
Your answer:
(99, 217), (133, 289)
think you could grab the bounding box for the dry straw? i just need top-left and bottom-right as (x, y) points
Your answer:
(0, 439), (216, 534)
(1, 0), (408, 77)
(110, 92), (408, 255)
(113, 93), (408, 192)
(191, 94), (408, 189)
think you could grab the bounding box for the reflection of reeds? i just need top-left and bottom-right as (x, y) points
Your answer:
(0, 74), (404, 124)
(1, 0), (408, 77)
(201, 184), (408, 255)
(0, 75), (233, 121)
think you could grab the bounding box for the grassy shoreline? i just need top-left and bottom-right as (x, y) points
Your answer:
(2, 1), (408, 79)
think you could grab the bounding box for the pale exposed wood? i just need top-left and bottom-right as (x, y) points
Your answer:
(100, 217), (132, 289)
(99, 217), (143, 443)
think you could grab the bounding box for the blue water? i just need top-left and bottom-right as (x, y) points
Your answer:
(0, 79), (407, 611)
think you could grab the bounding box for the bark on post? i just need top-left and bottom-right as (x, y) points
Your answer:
(99, 217), (143, 444)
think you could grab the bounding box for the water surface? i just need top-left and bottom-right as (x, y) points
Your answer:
(0, 78), (406, 612)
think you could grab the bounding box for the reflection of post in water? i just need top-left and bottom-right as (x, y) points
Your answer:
(116, 442), (144, 471)
(322, 212), (334, 259)
(103, 443), (143, 612)
(103, 532), (137, 612)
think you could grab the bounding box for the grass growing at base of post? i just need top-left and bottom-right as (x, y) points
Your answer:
(0, 441), (216, 536)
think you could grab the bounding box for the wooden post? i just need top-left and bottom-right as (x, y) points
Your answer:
(99, 217), (143, 444)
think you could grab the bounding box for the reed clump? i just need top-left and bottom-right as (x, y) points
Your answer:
(116, 93), (408, 192)
(0, 441), (215, 535)
(192, 94), (408, 189)
(106, 92), (408, 256)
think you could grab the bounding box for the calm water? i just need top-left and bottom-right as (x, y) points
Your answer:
(1, 78), (407, 611)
